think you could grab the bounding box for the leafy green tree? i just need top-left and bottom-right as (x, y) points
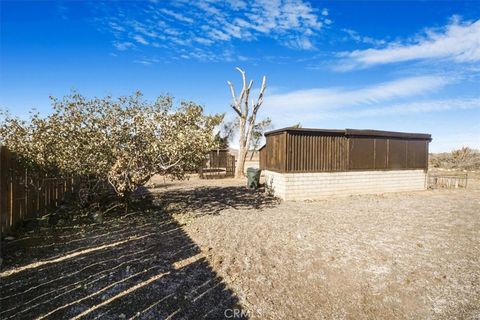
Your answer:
(0, 92), (222, 199)
(250, 118), (272, 160)
(213, 132), (230, 149)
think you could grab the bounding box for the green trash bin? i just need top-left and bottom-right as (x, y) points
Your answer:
(246, 167), (261, 189)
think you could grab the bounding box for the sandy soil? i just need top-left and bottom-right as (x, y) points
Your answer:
(1, 173), (479, 319)
(160, 174), (480, 319)
(0, 188), (246, 319)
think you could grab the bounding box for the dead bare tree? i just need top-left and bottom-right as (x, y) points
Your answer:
(227, 67), (267, 178)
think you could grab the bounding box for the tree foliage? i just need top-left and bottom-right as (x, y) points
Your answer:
(0, 92), (222, 198)
(213, 118), (239, 150)
(250, 118), (272, 152)
(430, 147), (480, 170)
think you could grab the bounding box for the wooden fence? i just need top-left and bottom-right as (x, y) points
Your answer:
(199, 149), (235, 179)
(0, 146), (75, 235)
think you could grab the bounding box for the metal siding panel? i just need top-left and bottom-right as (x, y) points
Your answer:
(374, 138), (388, 169)
(349, 138), (375, 170)
(308, 135), (315, 172)
(327, 136), (331, 171)
(295, 134), (299, 171)
(388, 139), (407, 169)
(266, 131), (426, 173)
(285, 133), (289, 171)
(407, 140), (427, 169)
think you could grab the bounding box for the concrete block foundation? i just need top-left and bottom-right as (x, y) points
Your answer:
(264, 170), (427, 201)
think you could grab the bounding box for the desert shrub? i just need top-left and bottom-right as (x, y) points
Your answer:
(429, 147), (480, 170)
(0, 92), (222, 200)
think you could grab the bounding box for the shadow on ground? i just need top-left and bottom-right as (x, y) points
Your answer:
(153, 186), (279, 216)
(0, 189), (252, 319)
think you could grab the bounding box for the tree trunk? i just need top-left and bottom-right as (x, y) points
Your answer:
(235, 146), (248, 178)
(227, 68), (266, 179)
(235, 116), (247, 178)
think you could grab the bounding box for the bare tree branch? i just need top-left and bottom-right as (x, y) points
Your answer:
(227, 81), (237, 105)
(231, 104), (242, 117)
(236, 67), (247, 114)
(227, 81), (242, 116)
(158, 157), (183, 171)
(253, 76), (267, 113)
(226, 68), (268, 178)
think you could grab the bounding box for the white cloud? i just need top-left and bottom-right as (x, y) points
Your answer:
(342, 28), (386, 46)
(285, 37), (314, 50)
(264, 75), (451, 111)
(133, 57), (159, 65)
(159, 8), (194, 24)
(335, 97), (480, 118)
(258, 75), (473, 131)
(193, 37), (214, 45)
(133, 35), (149, 45)
(101, 0), (329, 60)
(261, 92), (480, 139)
(108, 22), (125, 32)
(113, 41), (134, 51)
(338, 17), (480, 70)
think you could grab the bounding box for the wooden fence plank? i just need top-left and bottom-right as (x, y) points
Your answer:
(0, 146), (75, 234)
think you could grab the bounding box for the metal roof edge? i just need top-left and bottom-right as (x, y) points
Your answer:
(264, 127), (345, 136)
(345, 129), (432, 140)
(264, 127), (432, 140)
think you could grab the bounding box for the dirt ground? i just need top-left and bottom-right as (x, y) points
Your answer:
(1, 173), (479, 319)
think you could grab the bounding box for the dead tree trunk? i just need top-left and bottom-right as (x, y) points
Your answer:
(227, 68), (266, 178)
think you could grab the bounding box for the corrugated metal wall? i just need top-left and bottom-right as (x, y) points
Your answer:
(263, 133), (286, 172)
(261, 131), (429, 173)
(259, 147), (266, 170)
(348, 137), (428, 170)
(286, 133), (348, 172)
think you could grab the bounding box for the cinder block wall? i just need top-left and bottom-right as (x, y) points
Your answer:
(264, 170), (427, 201)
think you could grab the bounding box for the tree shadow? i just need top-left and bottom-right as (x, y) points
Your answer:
(153, 186), (279, 216)
(0, 190), (249, 319)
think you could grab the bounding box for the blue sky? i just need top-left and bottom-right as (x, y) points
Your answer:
(1, 0), (479, 152)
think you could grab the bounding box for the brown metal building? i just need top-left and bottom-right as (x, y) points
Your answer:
(259, 128), (432, 200)
(259, 128), (431, 173)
